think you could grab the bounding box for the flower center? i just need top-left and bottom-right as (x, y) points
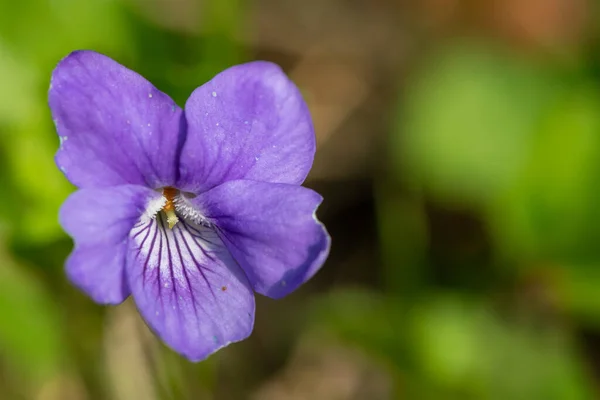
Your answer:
(146, 187), (208, 230)
(162, 187), (179, 229)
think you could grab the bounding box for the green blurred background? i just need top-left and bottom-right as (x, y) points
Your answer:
(1, 0), (600, 399)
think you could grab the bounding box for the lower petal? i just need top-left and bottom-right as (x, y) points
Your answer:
(127, 213), (255, 362)
(193, 180), (331, 299)
(60, 185), (158, 304)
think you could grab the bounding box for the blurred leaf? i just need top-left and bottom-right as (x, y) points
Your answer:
(308, 289), (596, 399)
(409, 294), (483, 390)
(0, 41), (69, 242)
(396, 41), (559, 206)
(489, 84), (600, 262)
(409, 293), (595, 399)
(201, 0), (246, 36)
(0, 243), (64, 382)
(0, 0), (131, 68)
(306, 289), (406, 398)
(7, 115), (74, 243)
(307, 289), (404, 362)
(554, 264), (600, 325)
(0, 40), (40, 124)
(375, 181), (428, 294)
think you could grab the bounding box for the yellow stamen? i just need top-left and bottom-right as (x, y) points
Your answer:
(162, 187), (179, 229)
(165, 208), (179, 229)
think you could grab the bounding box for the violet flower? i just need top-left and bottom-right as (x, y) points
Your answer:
(49, 51), (330, 361)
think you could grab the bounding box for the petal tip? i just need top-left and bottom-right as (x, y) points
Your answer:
(154, 310), (255, 363)
(265, 202), (331, 300)
(51, 50), (99, 81)
(265, 225), (330, 300)
(181, 324), (255, 362)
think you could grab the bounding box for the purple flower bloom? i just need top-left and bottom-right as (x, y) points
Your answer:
(49, 50), (330, 361)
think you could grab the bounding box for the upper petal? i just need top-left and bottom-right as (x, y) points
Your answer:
(60, 184), (159, 304)
(127, 213), (255, 362)
(193, 180), (330, 299)
(49, 50), (184, 189)
(177, 62), (316, 192)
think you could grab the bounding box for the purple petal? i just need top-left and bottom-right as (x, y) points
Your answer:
(49, 50), (184, 189)
(177, 62), (316, 193)
(127, 214), (255, 362)
(193, 180), (330, 299)
(60, 185), (158, 304)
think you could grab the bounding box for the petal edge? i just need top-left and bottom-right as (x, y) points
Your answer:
(178, 61), (316, 192)
(60, 184), (158, 304)
(194, 180), (330, 299)
(50, 50), (184, 189)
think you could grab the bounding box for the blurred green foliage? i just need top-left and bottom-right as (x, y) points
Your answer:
(383, 38), (600, 399)
(1, 0), (600, 399)
(0, 243), (63, 381)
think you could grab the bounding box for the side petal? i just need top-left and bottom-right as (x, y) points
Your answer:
(178, 61), (316, 192)
(194, 180), (330, 299)
(127, 214), (255, 362)
(49, 50), (184, 189)
(60, 185), (158, 304)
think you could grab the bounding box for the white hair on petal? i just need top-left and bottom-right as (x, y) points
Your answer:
(142, 195), (167, 222)
(174, 195), (212, 227)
